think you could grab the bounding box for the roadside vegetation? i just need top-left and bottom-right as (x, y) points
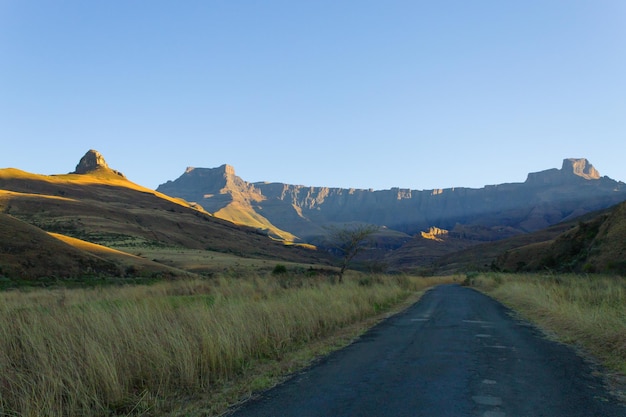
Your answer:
(466, 272), (626, 375)
(0, 272), (456, 417)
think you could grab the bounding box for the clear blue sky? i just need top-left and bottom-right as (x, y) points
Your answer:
(1, 1), (625, 190)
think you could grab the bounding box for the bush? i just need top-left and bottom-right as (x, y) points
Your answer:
(462, 271), (480, 286)
(272, 264), (287, 275)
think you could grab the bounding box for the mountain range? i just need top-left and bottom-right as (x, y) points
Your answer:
(1, 150), (625, 282)
(157, 157), (626, 270)
(158, 158), (625, 238)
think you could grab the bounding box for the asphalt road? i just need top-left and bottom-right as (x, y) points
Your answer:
(227, 284), (625, 417)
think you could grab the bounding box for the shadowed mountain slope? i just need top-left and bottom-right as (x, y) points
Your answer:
(0, 212), (192, 281)
(417, 200), (626, 276)
(493, 200), (626, 274)
(0, 212), (120, 280)
(158, 159), (626, 251)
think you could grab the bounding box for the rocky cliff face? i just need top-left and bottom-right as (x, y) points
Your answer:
(73, 149), (125, 178)
(157, 164), (261, 212)
(525, 158), (600, 184)
(157, 158), (626, 245)
(157, 165), (297, 240)
(565, 158), (600, 179)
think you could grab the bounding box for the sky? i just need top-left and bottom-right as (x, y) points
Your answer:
(1, 1), (625, 191)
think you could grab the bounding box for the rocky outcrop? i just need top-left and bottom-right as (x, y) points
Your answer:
(420, 227), (448, 242)
(73, 149), (125, 177)
(525, 158), (600, 185)
(565, 158), (600, 179)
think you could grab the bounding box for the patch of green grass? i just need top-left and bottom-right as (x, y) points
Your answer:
(0, 274), (165, 291)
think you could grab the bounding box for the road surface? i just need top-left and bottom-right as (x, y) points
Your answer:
(227, 284), (624, 417)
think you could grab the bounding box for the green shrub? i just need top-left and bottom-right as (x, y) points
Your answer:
(462, 271), (479, 286)
(272, 264), (287, 275)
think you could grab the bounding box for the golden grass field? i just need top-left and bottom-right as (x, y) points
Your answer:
(0, 272), (458, 417)
(116, 245), (335, 278)
(468, 273), (626, 376)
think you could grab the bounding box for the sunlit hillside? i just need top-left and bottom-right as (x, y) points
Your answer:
(0, 152), (328, 283)
(0, 166), (207, 212)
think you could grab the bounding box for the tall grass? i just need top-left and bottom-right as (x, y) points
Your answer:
(0, 273), (452, 416)
(470, 273), (626, 374)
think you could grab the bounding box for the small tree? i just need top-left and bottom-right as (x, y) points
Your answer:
(324, 223), (380, 282)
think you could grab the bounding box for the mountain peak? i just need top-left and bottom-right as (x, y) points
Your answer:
(525, 157), (601, 185)
(185, 164), (235, 176)
(73, 150), (125, 177)
(222, 164), (236, 176)
(562, 158), (600, 180)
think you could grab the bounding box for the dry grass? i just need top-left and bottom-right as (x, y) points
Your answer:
(468, 273), (626, 374)
(124, 246), (334, 278)
(0, 273), (456, 416)
(0, 167), (204, 211)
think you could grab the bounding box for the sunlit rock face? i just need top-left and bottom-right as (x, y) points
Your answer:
(421, 227), (448, 241)
(564, 158), (600, 180)
(74, 149), (109, 173)
(525, 158), (600, 185)
(158, 164), (263, 213)
(73, 149), (125, 178)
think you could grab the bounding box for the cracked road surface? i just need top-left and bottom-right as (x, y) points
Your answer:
(227, 284), (624, 416)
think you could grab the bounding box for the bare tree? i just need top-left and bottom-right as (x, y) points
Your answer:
(324, 223), (380, 282)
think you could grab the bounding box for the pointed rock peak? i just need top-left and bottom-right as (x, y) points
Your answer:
(209, 164), (236, 177)
(73, 149), (125, 177)
(562, 158), (600, 180)
(74, 149), (108, 173)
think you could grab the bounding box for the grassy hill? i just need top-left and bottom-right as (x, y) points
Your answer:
(494, 201), (626, 274)
(0, 212), (194, 286)
(0, 161), (328, 285)
(0, 212), (118, 282)
(428, 201), (626, 275)
(430, 221), (578, 274)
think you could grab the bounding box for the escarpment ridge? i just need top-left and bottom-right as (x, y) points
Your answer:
(157, 158), (626, 242)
